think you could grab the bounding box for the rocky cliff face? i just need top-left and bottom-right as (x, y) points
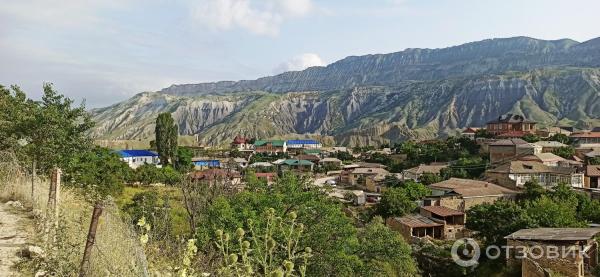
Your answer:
(90, 37), (600, 146)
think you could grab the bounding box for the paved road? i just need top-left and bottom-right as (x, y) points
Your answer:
(0, 202), (32, 276)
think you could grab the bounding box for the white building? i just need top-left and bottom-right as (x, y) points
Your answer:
(117, 150), (160, 168)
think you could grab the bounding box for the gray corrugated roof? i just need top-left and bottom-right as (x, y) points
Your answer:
(505, 228), (600, 241)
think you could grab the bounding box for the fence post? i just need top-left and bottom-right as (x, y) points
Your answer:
(46, 168), (61, 244)
(79, 201), (103, 277)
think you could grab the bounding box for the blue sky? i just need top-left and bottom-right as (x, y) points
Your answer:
(1, 0), (599, 108)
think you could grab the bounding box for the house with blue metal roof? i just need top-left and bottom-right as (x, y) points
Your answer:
(116, 150), (159, 168)
(286, 139), (322, 150)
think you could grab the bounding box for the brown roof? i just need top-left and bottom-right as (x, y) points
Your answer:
(489, 138), (528, 146)
(421, 206), (464, 217)
(518, 153), (565, 163)
(429, 178), (516, 197)
(571, 132), (600, 138)
(488, 160), (576, 175)
(587, 165), (600, 177)
(295, 154), (320, 162)
(497, 131), (532, 138)
(505, 228), (600, 241)
(404, 164), (448, 175)
(395, 214), (443, 228)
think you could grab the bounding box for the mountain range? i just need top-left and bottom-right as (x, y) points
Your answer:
(90, 36), (600, 146)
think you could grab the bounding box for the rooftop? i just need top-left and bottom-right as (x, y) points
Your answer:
(533, 141), (568, 148)
(429, 178), (516, 197)
(571, 132), (600, 138)
(584, 149), (600, 158)
(320, 157), (342, 163)
(404, 163), (448, 175)
(395, 214), (443, 228)
(489, 138), (529, 146)
(282, 159), (314, 166)
(249, 162), (274, 167)
(287, 139), (320, 145)
(519, 153), (566, 163)
(254, 140), (286, 147)
(497, 131), (533, 138)
(117, 150), (158, 158)
(587, 165), (600, 177)
(421, 206), (464, 217)
(488, 160), (576, 175)
(352, 167), (389, 175)
(504, 228), (600, 241)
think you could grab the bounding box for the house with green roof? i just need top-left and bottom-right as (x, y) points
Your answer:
(278, 159), (314, 172)
(254, 140), (287, 154)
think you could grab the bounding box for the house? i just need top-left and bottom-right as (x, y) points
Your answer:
(488, 139), (540, 164)
(117, 150), (159, 168)
(424, 178), (518, 212)
(485, 160), (585, 189)
(278, 159), (314, 172)
(419, 206), (465, 240)
(231, 136), (253, 152)
(518, 152), (566, 167)
(347, 167), (389, 191)
(401, 163), (448, 182)
(254, 140), (287, 154)
(386, 214), (444, 242)
(536, 126), (573, 138)
(249, 162), (274, 168)
(319, 157), (343, 168)
(189, 169), (242, 186)
(254, 172), (276, 184)
(461, 127), (481, 140)
(505, 228), (600, 277)
(286, 139), (322, 152)
(585, 165), (600, 189)
(486, 114), (537, 136)
(192, 158), (221, 170)
(294, 154), (320, 164)
(571, 132), (600, 148)
(533, 140), (568, 153)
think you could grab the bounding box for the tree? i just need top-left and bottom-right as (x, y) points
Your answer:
(522, 134), (540, 143)
(376, 187), (416, 219)
(400, 180), (431, 201)
(588, 157), (600, 165)
(525, 196), (585, 228)
(548, 133), (572, 145)
(135, 164), (164, 185)
(62, 147), (130, 275)
(522, 180), (545, 200)
(475, 129), (494, 139)
(174, 147), (194, 173)
(419, 172), (443, 185)
(357, 217), (418, 276)
(155, 113), (178, 165)
(466, 200), (531, 246)
(552, 146), (576, 159)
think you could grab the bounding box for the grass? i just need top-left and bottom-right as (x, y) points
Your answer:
(0, 155), (148, 276)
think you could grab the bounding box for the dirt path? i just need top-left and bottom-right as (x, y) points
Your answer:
(0, 201), (32, 276)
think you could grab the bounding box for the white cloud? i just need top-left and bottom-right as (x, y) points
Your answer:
(191, 0), (313, 36)
(273, 53), (326, 74)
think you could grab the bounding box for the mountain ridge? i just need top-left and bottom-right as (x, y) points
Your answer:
(91, 36), (600, 146)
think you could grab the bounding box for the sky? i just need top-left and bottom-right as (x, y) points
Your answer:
(1, 0), (599, 108)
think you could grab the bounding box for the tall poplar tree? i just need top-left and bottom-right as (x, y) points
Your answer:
(155, 113), (178, 165)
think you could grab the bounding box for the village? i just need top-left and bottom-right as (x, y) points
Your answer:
(114, 113), (600, 277)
